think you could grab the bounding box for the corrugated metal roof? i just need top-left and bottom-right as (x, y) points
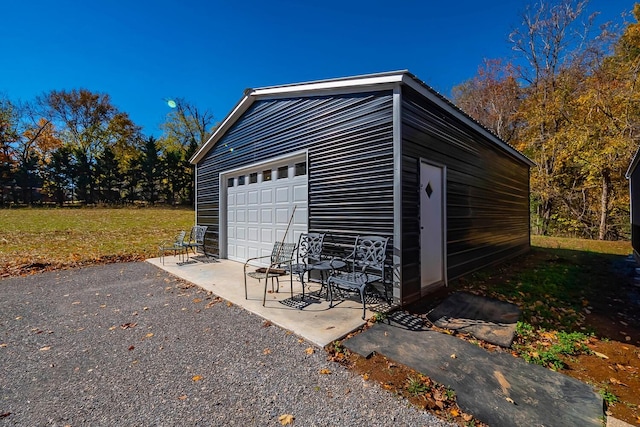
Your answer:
(190, 70), (534, 167)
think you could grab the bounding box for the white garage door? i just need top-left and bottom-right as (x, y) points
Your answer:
(225, 155), (308, 265)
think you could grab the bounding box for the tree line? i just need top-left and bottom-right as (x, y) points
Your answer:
(453, 0), (640, 240)
(0, 90), (215, 207)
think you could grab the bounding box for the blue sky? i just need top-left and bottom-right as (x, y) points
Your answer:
(1, 0), (633, 137)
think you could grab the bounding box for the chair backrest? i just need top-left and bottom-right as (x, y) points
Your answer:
(352, 235), (389, 273)
(297, 233), (325, 263)
(174, 230), (187, 246)
(189, 225), (208, 244)
(271, 241), (297, 265)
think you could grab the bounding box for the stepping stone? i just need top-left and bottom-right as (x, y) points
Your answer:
(344, 321), (603, 427)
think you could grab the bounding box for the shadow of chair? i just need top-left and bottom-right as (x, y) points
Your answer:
(287, 233), (326, 300)
(159, 230), (187, 265)
(328, 235), (390, 319)
(244, 241), (297, 306)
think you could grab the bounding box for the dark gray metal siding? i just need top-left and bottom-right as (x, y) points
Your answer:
(196, 91), (395, 258)
(631, 167), (640, 255)
(401, 87), (530, 303)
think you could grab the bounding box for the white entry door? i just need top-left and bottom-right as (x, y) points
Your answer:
(225, 155), (308, 265)
(420, 160), (446, 294)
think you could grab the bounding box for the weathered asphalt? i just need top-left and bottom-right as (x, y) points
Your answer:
(0, 262), (453, 426)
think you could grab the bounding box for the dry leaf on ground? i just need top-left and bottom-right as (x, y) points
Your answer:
(278, 414), (294, 425)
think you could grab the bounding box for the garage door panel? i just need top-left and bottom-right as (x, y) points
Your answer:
(236, 209), (246, 222)
(261, 209), (273, 224)
(236, 227), (246, 240)
(236, 192), (246, 205)
(247, 190), (259, 205)
(261, 188), (273, 204)
(247, 227), (259, 242)
(261, 228), (273, 244)
(293, 184), (307, 202)
(247, 209), (259, 223)
(275, 187), (289, 203)
(236, 246), (246, 260)
(293, 207), (307, 227)
(276, 208), (290, 224)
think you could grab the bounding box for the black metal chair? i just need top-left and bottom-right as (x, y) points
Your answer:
(287, 233), (326, 300)
(158, 230), (187, 265)
(244, 241), (296, 306)
(184, 225), (208, 259)
(328, 235), (390, 319)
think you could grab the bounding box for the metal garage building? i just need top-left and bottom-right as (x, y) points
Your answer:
(190, 70), (533, 305)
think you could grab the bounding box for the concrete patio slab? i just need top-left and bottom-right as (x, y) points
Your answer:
(146, 256), (381, 347)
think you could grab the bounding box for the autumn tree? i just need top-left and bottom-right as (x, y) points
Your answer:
(159, 99), (216, 205)
(452, 59), (522, 143)
(0, 95), (19, 206)
(39, 89), (141, 204)
(508, 0), (593, 235)
(569, 5), (640, 239)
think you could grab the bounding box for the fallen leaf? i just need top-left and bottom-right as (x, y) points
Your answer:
(143, 307), (149, 311)
(450, 409), (460, 417)
(0, 343), (7, 348)
(120, 323), (137, 329)
(263, 348), (271, 355)
(178, 395), (187, 400)
(192, 375), (203, 382)
(263, 320), (272, 327)
(462, 413), (473, 422)
(362, 373), (370, 380)
(0, 412), (11, 419)
(193, 298), (202, 303)
(226, 301), (232, 307)
(278, 414), (294, 425)
(319, 368), (331, 375)
(39, 346), (51, 351)
(593, 351), (609, 359)
(450, 354), (457, 359)
(109, 326), (117, 331)
(610, 378), (628, 387)
(506, 397), (515, 404)
(305, 347), (314, 355)
(128, 345), (135, 351)
(99, 304), (106, 308)
(145, 333), (154, 338)
(71, 301), (81, 305)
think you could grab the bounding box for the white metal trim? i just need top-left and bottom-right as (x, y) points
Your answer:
(252, 74), (404, 97)
(392, 84), (403, 304)
(191, 94), (252, 164)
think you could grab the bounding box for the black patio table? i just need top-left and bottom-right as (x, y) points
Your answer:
(309, 259), (346, 301)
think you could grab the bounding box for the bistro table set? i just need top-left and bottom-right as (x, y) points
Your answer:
(243, 233), (390, 319)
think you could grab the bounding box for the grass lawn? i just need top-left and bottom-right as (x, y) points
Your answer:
(0, 207), (194, 277)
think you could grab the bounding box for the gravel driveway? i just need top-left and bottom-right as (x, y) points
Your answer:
(0, 262), (453, 426)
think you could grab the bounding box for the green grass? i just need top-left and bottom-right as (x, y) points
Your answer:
(0, 206), (194, 275)
(462, 235), (632, 331)
(531, 235), (630, 255)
